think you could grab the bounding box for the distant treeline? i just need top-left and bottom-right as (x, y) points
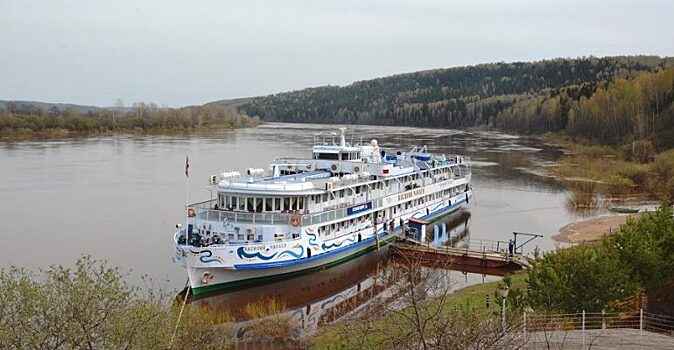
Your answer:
(501, 68), (674, 148)
(0, 102), (260, 137)
(236, 56), (674, 148)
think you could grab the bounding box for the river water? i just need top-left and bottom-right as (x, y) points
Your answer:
(1, 123), (578, 332)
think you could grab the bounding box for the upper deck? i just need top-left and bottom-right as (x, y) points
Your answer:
(214, 128), (469, 197)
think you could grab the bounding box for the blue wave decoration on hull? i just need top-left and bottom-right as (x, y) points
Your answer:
(306, 229), (320, 249)
(277, 245), (305, 259)
(322, 237), (356, 250)
(190, 249), (222, 264)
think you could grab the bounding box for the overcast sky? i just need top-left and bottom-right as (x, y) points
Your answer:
(1, 0), (672, 107)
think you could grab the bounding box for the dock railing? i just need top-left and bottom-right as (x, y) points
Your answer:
(458, 239), (510, 254)
(410, 238), (514, 261)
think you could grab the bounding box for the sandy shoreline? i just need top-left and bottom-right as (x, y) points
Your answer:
(552, 214), (642, 243)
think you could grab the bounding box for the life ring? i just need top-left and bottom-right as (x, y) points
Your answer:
(289, 214), (301, 227)
(187, 208), (196, 217)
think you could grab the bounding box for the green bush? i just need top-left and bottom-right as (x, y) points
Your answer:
(527, 204), (674, 313)
(526, 243), (638, 313)
(616, 162), (649, 187)
(0, 256), (228, 350)
(650, 150), (674, 181)
(605, 203), (674, 289)
(605, 174), (635, 197)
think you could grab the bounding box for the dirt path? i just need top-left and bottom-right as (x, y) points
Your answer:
(552, 214), (641, 243)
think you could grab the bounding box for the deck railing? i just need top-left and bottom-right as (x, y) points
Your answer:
(188, 170), (470, 227)
(190, 197), (385, 226)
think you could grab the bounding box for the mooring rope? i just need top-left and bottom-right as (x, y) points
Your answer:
(169, 255), (200, 349)
(168, 278), (191, 349)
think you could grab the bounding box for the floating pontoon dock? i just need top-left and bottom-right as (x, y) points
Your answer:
(391, 242), (530, 269)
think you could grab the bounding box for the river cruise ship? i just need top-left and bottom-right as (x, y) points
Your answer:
(173, 129), (473, 296)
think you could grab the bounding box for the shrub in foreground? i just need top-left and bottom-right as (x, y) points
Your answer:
(0, 256), (228, 350)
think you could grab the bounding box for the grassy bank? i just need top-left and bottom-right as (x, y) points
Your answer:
(310, 271), (528, 350)
(541, 134), (674, 204)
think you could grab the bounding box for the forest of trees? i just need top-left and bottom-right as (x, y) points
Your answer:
(0, 101), (259, 137)
(236, 56), (674, 147)
(497, 68), (674, 147)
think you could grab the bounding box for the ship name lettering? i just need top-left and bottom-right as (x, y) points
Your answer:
(398, 188), (425, 201)
(244, 243), (287, 252)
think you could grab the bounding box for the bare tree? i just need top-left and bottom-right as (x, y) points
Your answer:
(334, 251), (528, 349)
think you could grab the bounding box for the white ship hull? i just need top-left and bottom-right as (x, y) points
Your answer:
(184, 230), (397, 295)
(175, 190), (471, 296)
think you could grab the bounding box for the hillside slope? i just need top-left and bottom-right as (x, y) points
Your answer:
(235, 56), (673, 136)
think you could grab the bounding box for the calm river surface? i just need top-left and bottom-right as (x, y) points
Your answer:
(1, 122), (578, 324)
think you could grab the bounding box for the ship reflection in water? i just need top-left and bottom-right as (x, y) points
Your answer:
(189, 210), (505, 340)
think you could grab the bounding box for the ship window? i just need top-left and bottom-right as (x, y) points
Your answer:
(283, 197), (290, 211)
(247, 198), (254, 212)
(298, 197), (304, 210)
(265, 198), (273, 212)
(317, 153), (339, 160)
(236, 197), (244, 210)
(255, 198), (263, 212)
(274, 198), (281, 211)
